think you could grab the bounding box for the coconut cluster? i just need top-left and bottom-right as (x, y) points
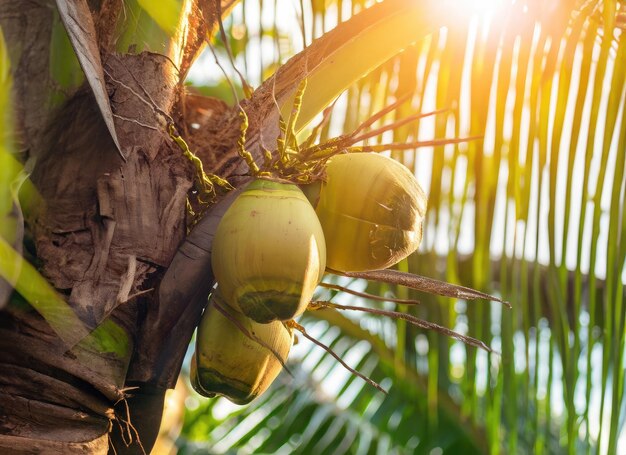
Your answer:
(191, 153), (427, 404)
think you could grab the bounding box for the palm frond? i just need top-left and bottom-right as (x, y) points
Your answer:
(180, 0), (626, 453)
(180, 315), (496, 454)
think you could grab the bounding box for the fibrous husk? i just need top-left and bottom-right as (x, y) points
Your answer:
(192, 292), (293, 405)
(314, 152), (426, 272)
(211, 178), (326, 323)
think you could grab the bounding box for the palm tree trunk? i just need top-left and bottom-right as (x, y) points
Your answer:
(0, 0), (241, 451)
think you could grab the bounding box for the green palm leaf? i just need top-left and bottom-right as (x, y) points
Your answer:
(178, 0), (625, 453)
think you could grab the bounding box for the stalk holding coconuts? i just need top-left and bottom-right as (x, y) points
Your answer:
(211, 178), (326, 323)
(307, 152), (427, 272)
(191, 291), (294, 405)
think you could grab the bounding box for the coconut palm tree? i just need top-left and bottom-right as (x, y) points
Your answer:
(0, 0), (624, 454)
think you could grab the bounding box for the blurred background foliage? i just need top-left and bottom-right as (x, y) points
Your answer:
(1, 0), (624, 453)
(172, 0), (626, 453)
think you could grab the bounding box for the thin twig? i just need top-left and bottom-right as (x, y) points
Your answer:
(287, 320), (388, 394)
(114, 418), (129, 446)
(328, 268), (511, 308)
(109, 437), (119, 455)
(350, 108), (449, 143)
(119, 288), (155, 304)
(297, 0), (307, 48)
(215, 1), (253, 97)
(351, 93), (413, 137)
(104, 61), (173, 125)
(319, 282), (421, 306)
(207, 40), (241, 105)
(111, 114), (159, 131)
(333, 136), (483, 157)
(313, 301), (496, 353)
(121, 398), (146, 455)
(301, 97), (340, 149)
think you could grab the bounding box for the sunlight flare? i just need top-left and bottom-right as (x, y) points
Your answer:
(446, 0), (508, 18)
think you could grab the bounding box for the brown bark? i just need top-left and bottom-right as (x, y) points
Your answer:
(0, 0), (55, 156)
(0, 433), (109, 454)
(0, 305), (122, 453)
(1, 4), (194, 442)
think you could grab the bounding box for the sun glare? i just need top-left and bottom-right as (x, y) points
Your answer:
(448, 0), (507, 17)
(471, 0), (506, 13)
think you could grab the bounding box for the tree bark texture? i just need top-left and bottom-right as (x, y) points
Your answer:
(3, 3), (184, 451)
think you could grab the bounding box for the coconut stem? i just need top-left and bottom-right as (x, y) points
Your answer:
(350, 108), (448, 144)
(319, 282), (421, 306)
(286, 320), (388, 394)
(328, 268), (511, 308)
(311, 301), (496, 354)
